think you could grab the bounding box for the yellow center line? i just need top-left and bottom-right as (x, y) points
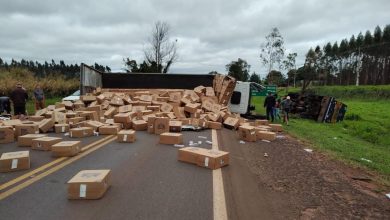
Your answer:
(0, 135), (114, 192)
(212, 129), (228, 220)
(0, 135), (116, 201)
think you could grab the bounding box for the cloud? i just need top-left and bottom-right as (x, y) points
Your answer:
(1, 0), (389, 77)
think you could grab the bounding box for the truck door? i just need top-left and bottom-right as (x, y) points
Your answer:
(80, 63), (103, 95)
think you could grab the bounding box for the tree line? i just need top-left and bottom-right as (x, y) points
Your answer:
(299, 24), (390, 89)
(0, 58), (111, 78)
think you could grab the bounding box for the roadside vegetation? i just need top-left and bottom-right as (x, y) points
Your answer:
(0, 67), (79, 98)
(252, 85), (390, 184)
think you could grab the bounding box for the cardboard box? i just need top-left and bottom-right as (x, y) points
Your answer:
(255, 119), (269, 126)
(28, 115), (45, 122)
(2, 119), (22, 127)
(238, 126), (257, 142)
(132, 106), (146, 112)
(178, 147), (229, 170)
(18, 134), (47, 147)
(32, 137), (62, 151)
(223, 117), (240, 130)
(113, 112), (131, 124)
(117, 130), (136, 143)
(85, 120), (105, 131)
(169, 120), (182, 132)
(35, 109), (48, 116)
(52, 141), (81, 157)
(99, 125), (120, 135)
(169, 92), (182, 103)
(81, 95), (96, 102)
(201, 99), (214, 112)
(269, 124), (283, 132)
(184, 103), (201, 114)
(207, 121), (222, 130)
(86, 105), (101, 112)
(160, 103), (173, 113)
(139, 95), (153, 102)
(54, 124), (70, 133)
(15, 124), (39, 137)
(70, 127), (94, 138)
(159, 132), (183, 145)
(118, 105), (132, 113)
(68, 117), (85, 126)
(67, 169), (111, 199)
(205, 87), (215, 96)
(38, 118), (55, 133)
(154, 117), (169, 135)
(0, 126), (15, 144)
(145, 116), (156, 134)
(104, 107), (117, 118)
(257, 131), (276, 141)
(110, 96), (124, 106)
(0, 151), (30, 172)
(207, 112), (221, 122)
(132, 120), (147, 131)
(173, 107), (186, 119)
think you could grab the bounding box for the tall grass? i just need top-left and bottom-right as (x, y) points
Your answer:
(306, 85), (390, 100)
(0, 68), (79, 98)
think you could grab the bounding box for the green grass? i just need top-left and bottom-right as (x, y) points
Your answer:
(25, 97), (62, 115)
(251, 87), (390, 183)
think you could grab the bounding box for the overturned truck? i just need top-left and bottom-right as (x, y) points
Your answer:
(288, 93), (347, 123)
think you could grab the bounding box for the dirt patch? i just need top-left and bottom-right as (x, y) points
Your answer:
(220, 130), (390, 219)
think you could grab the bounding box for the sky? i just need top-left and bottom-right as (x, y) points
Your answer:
(1, 0), (389, 78)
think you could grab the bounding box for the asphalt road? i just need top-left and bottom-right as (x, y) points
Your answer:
(0, 130), (214, 220)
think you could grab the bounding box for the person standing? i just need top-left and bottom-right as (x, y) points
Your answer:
(274, 98), (281, 121)
(10, 82), (28, 118)
(263, 92), (276, 122)
(33, 84), (45, 110)
(281, 96), (292, 125)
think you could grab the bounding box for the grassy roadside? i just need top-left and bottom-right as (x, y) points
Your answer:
(251, 87), (390, 184)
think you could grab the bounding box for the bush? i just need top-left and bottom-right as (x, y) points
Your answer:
(0, 67), (78, 98)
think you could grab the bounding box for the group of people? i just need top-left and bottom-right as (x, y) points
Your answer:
(263, 92), (292, 125)
(0, 83), (45, 119)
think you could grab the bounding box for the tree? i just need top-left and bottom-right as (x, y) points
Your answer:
(226, 58), (250, 81)
(249, 72), (261, 84)
(266, 70), (285, 86)
(259, 27), (285, 81)
(383, 25), (390, 42)
(299, 48), (321, 93)
(356, 32), (364, 47)
(144, 21), (178, 73)
(373, 26), (382, 43)
(282, 52), (297, 87)
(364, 30), (373, 46)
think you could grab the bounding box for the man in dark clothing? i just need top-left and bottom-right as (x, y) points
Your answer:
(10, 83), (28, 117)
(264, 92), (276, 122)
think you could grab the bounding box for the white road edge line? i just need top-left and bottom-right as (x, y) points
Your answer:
(212, 129), (228, 220)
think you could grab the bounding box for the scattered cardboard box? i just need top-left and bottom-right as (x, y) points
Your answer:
(169, 120), (182, 132)
(159, 132), (183, 145)
(15, 124), (39, 137)
(257, 131), (276, 141)
(70, 127), (94, 138)
(32, 137), (62, 151)
(238, 125), (257, 142)
(52, 141), (81, 157)
(269, 124), (283, 132)
(117, 130), (136, 143)
(178, 147), (229, 170)
(67, 169), (111, 199)
(54, 124), (70, 133)
(0, 151), (30, 172)
(99, 125), (120, 135)
(18, 134), (47, 147)
(0, 126), (15, 144)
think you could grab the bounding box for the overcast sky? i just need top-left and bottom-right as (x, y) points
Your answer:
(1, 0), (389, 77)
